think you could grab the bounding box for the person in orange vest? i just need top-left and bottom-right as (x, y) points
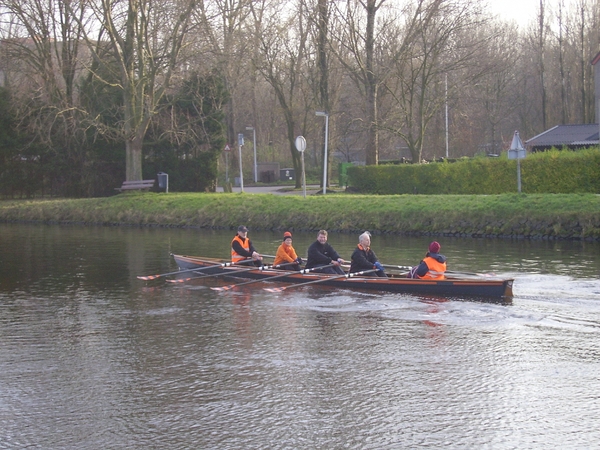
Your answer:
(273, 231), (302, 271)
(408, 241), (447, 279)
(231, 225), (263, 266)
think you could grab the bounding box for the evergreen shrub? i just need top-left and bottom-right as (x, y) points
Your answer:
(347, 148), (600, 194)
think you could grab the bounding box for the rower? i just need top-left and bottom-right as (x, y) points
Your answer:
(231, 225), (263, 267)
(273, 231), (302, 271)
(304, 230), (346, 275)
(407, 241), (447, 279)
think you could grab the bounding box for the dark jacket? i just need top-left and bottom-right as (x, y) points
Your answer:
(350, 245), (378, 273)
(305, 240), (341, 269)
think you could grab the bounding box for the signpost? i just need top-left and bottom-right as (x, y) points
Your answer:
(508, 130), (526, 193)
(224, 144), (231, 184)
(295, 135), (307, 198)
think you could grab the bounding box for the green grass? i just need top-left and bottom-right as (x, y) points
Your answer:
(1, 192), (599, 239)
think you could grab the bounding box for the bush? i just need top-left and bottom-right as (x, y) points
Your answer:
(347, 148), (600, 194)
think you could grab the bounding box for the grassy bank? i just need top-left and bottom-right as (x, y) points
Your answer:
(1, 192), (599, 240)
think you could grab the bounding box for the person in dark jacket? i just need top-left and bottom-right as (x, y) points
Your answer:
(350, 231), (387, 277)
(408, 241), (447, 279)
(305, 230), (346, 275)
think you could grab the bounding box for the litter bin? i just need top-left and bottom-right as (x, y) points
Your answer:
(157, 172), (169, 193)
(279, 168), (295, 181)
(339, 163), (353, 188)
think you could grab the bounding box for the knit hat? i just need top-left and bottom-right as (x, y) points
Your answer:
(283, 231), (292, 241)
(428, 241), (441, 253)
(238, 225), (248, 232)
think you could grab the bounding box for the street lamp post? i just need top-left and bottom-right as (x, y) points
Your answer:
(238, 133), (244, 192)
(315, 111), (329, 195)
(246, 126), (257, 183)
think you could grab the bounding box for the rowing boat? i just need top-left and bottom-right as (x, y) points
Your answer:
(171, 254), (514, 299)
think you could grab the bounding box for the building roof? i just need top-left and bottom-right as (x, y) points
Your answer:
(525, 124), (599, 149)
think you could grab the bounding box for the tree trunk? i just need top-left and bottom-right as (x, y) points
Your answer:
(125, 135), (144, 181)
(365, 0), (378, 166)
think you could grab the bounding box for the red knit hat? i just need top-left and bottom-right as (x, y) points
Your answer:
(429, 241), (441, 253)
(283, 231), (292, 241)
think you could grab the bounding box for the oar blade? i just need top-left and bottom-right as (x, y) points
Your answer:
(210, 285), (235, 291)
(263, 286), (286, 293)
(165, 278), (192, 284)
(137, 274), (160, 281)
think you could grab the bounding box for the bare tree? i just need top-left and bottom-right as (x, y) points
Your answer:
(330, 0), (392, 165)
(536, 0), (549, 130)
(73, 0), (197, 181)
(194, 0), (253, 148)
(0, 0), (86, 137)
(250, 0), (309, 187)
(379, 0), (489, 163)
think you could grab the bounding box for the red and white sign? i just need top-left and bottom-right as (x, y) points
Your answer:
(224, 144), (231, 152)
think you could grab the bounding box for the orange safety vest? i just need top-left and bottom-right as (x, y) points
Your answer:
(231, 235), (251, 263)
(418, 256), (447, 280)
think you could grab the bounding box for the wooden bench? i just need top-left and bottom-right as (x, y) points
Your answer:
(115, 179), (156, 192)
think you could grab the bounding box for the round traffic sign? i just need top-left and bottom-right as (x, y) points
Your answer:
(295, 135), (306, 153)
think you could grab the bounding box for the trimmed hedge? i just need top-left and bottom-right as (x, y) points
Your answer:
(347, 148), (600, 194)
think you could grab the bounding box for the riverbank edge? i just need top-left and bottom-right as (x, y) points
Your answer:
(1, 193), (599, 241)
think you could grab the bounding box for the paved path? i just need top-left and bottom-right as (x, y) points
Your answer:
(216, 184), (322, 195)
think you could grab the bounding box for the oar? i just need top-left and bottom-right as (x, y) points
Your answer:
(263, 268), (378, 293)
(381, 264), (413, 271)
(381, 263), (495, 278)
(166, 263), (270, 284)
(137, 260), (247, 281)
(432, 270), (497, 278)
(210, 262), (323, 291)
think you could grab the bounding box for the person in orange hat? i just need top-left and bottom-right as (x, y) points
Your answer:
(273, 231), (302, 271)
(408, 241), (447, 279)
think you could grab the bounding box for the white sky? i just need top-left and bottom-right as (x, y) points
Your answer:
(490, 0), (579, 29)
(489, 0), (540, 28)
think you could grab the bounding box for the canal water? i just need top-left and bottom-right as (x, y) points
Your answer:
(1, 223), (599, 448)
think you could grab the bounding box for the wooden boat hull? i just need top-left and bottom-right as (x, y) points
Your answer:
(171, 254), (514, 299)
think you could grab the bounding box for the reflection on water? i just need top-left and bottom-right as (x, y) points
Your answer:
(1, 223), (599, 448)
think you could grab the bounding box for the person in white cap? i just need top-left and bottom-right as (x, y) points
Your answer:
(350, 231), (387, 277)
